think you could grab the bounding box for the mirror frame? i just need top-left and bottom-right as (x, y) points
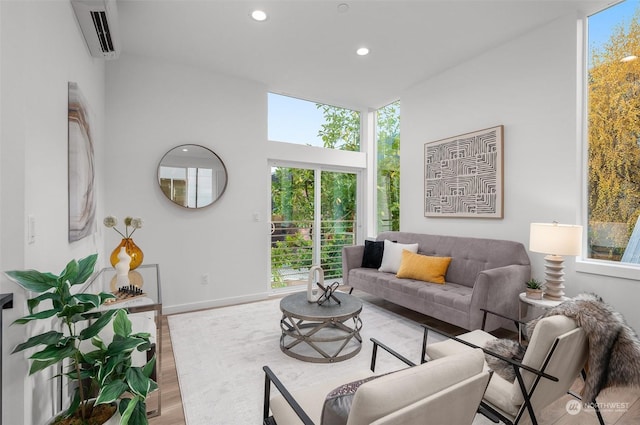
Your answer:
(157, 144), (228, 209)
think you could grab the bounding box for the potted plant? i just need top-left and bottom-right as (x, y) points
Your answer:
(525, 278), (544, 300)
(5, 254), (157, 425)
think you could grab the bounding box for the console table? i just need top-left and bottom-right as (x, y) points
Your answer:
(81, 264), (162, 417)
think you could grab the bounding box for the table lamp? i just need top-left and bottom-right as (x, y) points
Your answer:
(529, 222), (582, 300)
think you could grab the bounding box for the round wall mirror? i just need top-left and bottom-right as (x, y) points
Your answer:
(157, 144), (228, 209)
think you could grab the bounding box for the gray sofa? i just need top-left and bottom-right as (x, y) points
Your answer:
(342, 231), (531, 331)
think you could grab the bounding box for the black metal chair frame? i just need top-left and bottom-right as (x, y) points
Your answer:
(420, 308), (605, 425)
(262, 338), (418, 425)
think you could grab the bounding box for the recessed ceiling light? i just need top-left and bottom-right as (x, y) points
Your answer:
(182, 148), (189, 152)
(337, 3), (350, 13)
(356, 47), (369, 56)
(251, 10), (268, 22)
(621, 55), (638, 62)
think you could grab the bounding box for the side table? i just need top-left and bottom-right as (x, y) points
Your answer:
(518, 292), (568, 343)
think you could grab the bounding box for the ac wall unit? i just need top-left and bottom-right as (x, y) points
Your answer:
(71, 0), (120, 59)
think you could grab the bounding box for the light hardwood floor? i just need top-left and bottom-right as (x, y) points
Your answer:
(149, 290), (640, 425)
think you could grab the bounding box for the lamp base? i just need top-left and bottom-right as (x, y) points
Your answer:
(542, 254), (566, 300)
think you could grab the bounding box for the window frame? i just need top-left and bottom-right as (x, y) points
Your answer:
(576, 5), (640, 281)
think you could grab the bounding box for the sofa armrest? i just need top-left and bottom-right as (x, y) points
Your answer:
(469, 264), (531, 331)
(342, 245), (365, 286)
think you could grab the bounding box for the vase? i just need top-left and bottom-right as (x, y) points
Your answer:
(110, 238), (143, 270)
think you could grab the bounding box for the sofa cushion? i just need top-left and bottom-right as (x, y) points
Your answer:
(396, 250), (451, 284)
(378, 240), (419, 273)
(361, 240), (385, 269)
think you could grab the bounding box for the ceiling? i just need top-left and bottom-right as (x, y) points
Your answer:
(116, 0), (612, 109)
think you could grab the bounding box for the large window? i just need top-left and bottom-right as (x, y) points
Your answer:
(376, 101), (400, 232)
(268, 93), (360, 151)
(586, 1), (640, 264)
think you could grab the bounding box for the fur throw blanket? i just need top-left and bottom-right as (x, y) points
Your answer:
(485, 293), (640, 403)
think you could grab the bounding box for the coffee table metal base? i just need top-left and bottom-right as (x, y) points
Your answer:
(280, 314), (362, 363)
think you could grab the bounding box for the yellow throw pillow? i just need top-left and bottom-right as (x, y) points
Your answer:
(396, 250), (451, 284)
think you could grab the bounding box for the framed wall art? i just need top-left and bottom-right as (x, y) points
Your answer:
(424, 125), (503, 218)
(68, 82), (97, 241)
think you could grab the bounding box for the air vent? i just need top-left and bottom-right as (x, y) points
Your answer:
(90, 11), (114, 53)
(71, 0), (120, 59)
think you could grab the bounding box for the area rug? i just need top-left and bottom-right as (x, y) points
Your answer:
(168, 295), (492, 425)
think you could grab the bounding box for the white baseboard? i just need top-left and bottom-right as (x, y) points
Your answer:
(162, 292), (271, 316)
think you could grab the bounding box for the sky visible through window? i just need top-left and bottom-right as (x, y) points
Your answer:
(268, 93), (327, 147)
(589, 0), (639, 65)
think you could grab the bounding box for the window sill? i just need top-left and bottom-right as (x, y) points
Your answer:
(575, 258), (640, 282)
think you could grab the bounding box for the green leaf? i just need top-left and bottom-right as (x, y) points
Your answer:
(12, 330), (63, 353)
(91, 335), (107, 351)
(113, 309), (132, 337)
(26, 292), (58, 315)
(72, 254), (98, 286)
(142, 355), (156, 378)
(4, 270), (58, 293)
(118, 397), (147, 425)
(106, 337), (145, 355)
(29, 359), (58, 375)
(95, 379), (128, 405)
(99, 292), (117, 303)
(30, 341), (76, 362)
(58, 259), (79, 286)
(97, 355), (120, 384)
(13, 308), (58, 324)
(126, 367), (150, 397)
(79, 309), (117, 340)
(73, 293), (101, 308)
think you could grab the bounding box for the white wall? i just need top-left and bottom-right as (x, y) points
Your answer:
(0, 1), (106, 424)
(401, 14), (640, 331)
(105, 54), (270, 314)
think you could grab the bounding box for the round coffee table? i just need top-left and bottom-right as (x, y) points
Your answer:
(279, 291), (363, 363)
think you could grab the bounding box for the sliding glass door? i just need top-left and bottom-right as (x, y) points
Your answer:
(270, 165), (357, 290)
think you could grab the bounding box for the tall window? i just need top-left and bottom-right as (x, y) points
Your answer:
(376, 101), (400, 232)
(587, 1), (640, 263)
(268, 93), (360, 151)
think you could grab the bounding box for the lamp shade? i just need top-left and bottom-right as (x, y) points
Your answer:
(529, 222), (583, 256)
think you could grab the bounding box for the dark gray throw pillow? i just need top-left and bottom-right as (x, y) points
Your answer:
(361, 240), (384, 268)
(320, 375), (379, 425)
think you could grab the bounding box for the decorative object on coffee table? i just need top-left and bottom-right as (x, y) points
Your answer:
(306, 265), (323, 303)
(317, 281), (341, 305)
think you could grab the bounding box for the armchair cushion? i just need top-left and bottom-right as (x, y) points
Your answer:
(346, 349), (487, 425)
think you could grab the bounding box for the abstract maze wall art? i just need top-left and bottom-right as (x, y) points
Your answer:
(424, 126), (503, 218)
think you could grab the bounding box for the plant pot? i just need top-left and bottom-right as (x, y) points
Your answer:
(110, 238), (144, 270)
(526, 289), (544, 300)
(46, 401), (119, 425)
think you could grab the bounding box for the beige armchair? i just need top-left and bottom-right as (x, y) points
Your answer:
(423, 311), (605, 425)
(263, 338), (491, 425)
